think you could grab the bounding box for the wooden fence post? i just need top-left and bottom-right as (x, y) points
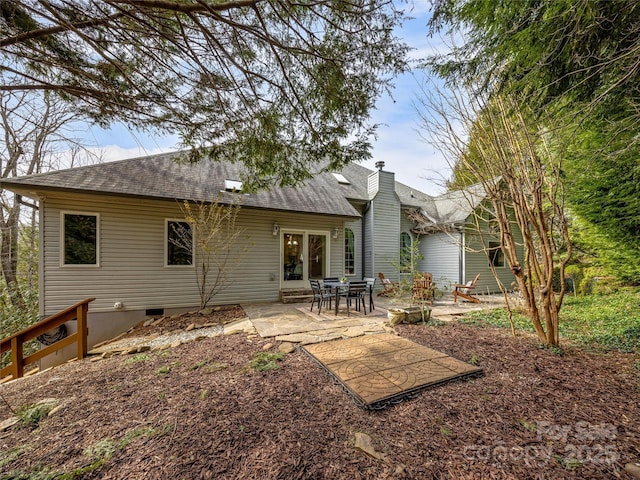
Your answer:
(11, 336), (23, 379)
(2, 298), (95, 381)
(77, 303), (88, 359)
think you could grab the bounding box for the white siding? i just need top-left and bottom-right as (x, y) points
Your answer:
(418, 231), (462, 291)
(370, 170), (401, 282)
(464, 219), (524, 294)
(363, 203), (374, 278)
(41, 192), (355, 315)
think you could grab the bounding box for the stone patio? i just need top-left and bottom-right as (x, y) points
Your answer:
(89, 293), (507, 357)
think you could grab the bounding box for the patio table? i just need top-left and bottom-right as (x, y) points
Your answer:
(322, 281), (349, 315)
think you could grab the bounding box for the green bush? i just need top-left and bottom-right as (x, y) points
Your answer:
(579, 267), (620, 295)
(17, 401), (56, 428)
(1, 289), (40, 369)
(565, 264), (584, 295)
(462, 289), (640, 353)
(249, 351), (286, 372)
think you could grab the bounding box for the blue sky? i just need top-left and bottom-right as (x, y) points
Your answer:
(81, 2), (448, 196)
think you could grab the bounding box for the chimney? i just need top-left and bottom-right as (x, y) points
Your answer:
(368, 162), (394, 197)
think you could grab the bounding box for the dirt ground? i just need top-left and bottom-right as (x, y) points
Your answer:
(1, 310), (639, 479)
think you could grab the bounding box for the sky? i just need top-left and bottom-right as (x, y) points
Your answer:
(79, 2), (449, 196)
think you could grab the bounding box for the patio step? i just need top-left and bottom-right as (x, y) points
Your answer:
(280, 288), (313, 304)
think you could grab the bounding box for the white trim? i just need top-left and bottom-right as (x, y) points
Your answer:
(400, 231), (412, 273)
(164, 218), (195, 268)
(461, 231), (466, 284)
(60, 211), (100, 267)
(39, 198), (45, 316)
(280, 229), (331, 287)
(343, 227), (356, 276)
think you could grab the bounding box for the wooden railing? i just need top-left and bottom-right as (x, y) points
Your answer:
(1, 298), (95, 381)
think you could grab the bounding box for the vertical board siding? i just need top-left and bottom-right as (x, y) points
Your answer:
(42, 192), (356, 315)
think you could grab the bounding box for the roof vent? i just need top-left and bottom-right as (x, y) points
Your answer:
(375, 161), (385, 171)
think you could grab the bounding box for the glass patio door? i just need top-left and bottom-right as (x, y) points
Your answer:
(308, 234), (327, 280)
(282, 231), (328, 287)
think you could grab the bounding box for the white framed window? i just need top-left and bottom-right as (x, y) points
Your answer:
(166, 219), (194, 266)
(344, 227), (355, 275)
(61, 212), (99, 266)
(400, 232), (412, 273)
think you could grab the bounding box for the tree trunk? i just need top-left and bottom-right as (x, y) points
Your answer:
(1, 200), (23, 308)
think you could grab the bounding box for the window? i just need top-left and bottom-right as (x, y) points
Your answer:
(489, 241), (505, 267)
(400, 232), (412, 273)
(167, 220), (193, 266)
(344, 228), (355, 275)
(63, 213), (98, 265)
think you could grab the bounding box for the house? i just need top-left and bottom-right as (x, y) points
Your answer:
(2, 153), (522, 362)
(410, 181), (522, 294)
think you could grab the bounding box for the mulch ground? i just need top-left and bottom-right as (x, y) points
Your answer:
(1, 311), (638, 479)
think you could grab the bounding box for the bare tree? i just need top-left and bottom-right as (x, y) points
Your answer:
(170, 199), (250, 310)
(0, 89), (94, 308)
(418, 82), (571, 347)
(1, 0), (408, 188)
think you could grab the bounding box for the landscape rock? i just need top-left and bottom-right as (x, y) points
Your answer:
(185, 323), (195, 331)
(48, 405), (64, 417)
(0, 417), (19, 432)
(626, 463), (640, 479)
(354, 432), (388, 462)
(278, 342), (296, 354)
(223, 319), (254, 336)
(262, 342), (274, 351)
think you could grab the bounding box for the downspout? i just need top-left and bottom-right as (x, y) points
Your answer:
(459, 228), (465, 284)
(362, 201), (371, 278)
(38, 195), (45, 318)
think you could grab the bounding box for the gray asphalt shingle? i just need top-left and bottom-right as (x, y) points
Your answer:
(2, 151), (487, 225)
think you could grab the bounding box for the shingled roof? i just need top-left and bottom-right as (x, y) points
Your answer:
(1, 152), (437, 218)
(412, 182), (489, 233)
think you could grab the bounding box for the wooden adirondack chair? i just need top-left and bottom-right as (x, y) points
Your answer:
(453, 274), (481, 303)
(412, 272), (435, 306)
(377, 272), (400, 297)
